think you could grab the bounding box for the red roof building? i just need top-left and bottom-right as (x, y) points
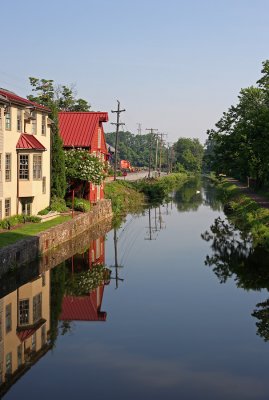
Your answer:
(58, 112), (109, 203)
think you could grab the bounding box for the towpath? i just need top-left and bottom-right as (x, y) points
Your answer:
(226, 178), (269, 209)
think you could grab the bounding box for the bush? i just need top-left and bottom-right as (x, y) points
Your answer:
(50, 196), (67, 212)
(38, 208), (50, 215)
(0, 214), (41, 230)
(66, 197), (91, 212)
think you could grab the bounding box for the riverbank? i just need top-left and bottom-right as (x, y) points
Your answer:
(215, 178), (269, 250)
(104, 173), (190, 216)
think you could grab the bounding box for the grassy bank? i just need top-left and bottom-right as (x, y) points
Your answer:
(133, 173), (189, 201)
(104, 173), (190, 216)
(0, 216), (71, 248)
(104, 180), (146, 215)
(217, 180), (269, 250)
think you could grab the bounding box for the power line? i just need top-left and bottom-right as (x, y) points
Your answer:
(111, 100), (126, 181)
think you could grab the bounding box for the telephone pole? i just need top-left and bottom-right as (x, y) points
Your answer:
(146, 128), (158, 178)
(111, 100), (126, 181)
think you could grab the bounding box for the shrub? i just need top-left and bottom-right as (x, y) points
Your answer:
(66, 197), (91, 212)
(38, 207), (50, 215)
(0, 214), (41, 230)
(50, 196), (67, 212)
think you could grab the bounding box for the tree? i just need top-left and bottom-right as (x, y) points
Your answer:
(173, 138), (204, 172)
(28, 78), (91, 198)
(205, 60), (269, 187)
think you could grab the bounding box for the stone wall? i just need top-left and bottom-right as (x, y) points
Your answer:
(0, 199), (113, 275)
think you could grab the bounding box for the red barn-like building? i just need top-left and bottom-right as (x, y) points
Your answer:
(58, 111), (109, 203)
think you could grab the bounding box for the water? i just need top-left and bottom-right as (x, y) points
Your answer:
(2, 178), (269, 399)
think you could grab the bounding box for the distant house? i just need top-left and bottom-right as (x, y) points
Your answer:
(0, 89), (51, 218)
(58, 112), (109, 203)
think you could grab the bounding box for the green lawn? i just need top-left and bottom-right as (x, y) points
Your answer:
(0, 216), (71, 248)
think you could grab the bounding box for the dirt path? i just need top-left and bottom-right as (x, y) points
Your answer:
(226, 178), (269, 209)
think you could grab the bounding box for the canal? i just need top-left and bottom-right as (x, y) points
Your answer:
(2, 178), (269, 399)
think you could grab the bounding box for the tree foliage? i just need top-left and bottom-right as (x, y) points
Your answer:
(28, 77), (91, 199)
(205, 60), (269, 187)
(106, 131), (167, 168)
(173, 138), (204, 172)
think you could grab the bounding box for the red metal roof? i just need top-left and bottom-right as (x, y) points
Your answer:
(0, 88), (50, 112)
(59, 292), (107, 322)
(59, 112), (109, 148)
(16, 133), (46, 151)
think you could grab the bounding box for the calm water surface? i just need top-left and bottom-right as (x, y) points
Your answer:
(2, 179), (269, 399)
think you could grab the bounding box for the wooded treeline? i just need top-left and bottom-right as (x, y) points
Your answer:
(204, 60), (269, 187)
(106, 131), (204, 172)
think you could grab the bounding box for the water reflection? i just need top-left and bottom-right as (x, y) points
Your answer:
(0, 269), (51, 396)
(0, 229), (111, 397)
(202, 216), (269, 341)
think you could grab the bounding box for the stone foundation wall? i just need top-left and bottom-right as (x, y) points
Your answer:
(0, 199), (113, 275)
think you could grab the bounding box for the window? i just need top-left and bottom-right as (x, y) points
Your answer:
(5, 198), (11, 218)
(5, 106), (11, 130)
(41, 324), (46, 346)
(33, 293), (42, 323)
(33, 154), (42, 180)
(17, 345), (22, 367)
(42, 176), (46, 194)
(41, 115), (46, 135)
(5, 153), (11, 181)
(6, 353), (12, 376)
(17, 108), (22, 132)
(19, 299), (29, 325)
(31, 111), (37, 134)
(19, 154), (29, 180)
(97, 127), (101, 148)
(5, 304), (12, 333)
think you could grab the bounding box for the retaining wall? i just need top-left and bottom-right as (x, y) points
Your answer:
(0, 199), (113, 275)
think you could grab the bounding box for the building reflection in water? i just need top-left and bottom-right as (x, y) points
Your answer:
(0, 232), (110, 397)
(0, 269), (51, 395)
(59, 235), (110, 323)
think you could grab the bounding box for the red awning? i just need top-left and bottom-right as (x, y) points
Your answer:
(16, 134), (46, 151)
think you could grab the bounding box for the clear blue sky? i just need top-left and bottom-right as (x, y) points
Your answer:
(1, 0), (269, 143)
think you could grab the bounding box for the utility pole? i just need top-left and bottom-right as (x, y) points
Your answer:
(146, 128), (158, 178)
(111, 100), (126, 181)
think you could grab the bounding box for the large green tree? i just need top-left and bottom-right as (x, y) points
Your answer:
(173, 138), (204, 172)
(28, 78), (91, 198)
(205, 60), (269, 187)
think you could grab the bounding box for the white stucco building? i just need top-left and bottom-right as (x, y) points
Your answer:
(0, 89), (51, 218)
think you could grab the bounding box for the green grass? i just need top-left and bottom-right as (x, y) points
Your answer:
(0, 216), (71, 248)
(216, 179), (269, 251)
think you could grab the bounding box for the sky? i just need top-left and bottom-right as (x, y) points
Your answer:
(1, 0), (269, 144)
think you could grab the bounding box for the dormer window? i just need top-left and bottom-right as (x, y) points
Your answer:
(31, 111), (37, 134)
(41, 115), (46, 136)
(17, 108), (22, 132)
(5, 106), (11, 130)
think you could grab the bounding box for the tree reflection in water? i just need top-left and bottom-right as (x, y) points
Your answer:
(202, 216), (269, 341)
